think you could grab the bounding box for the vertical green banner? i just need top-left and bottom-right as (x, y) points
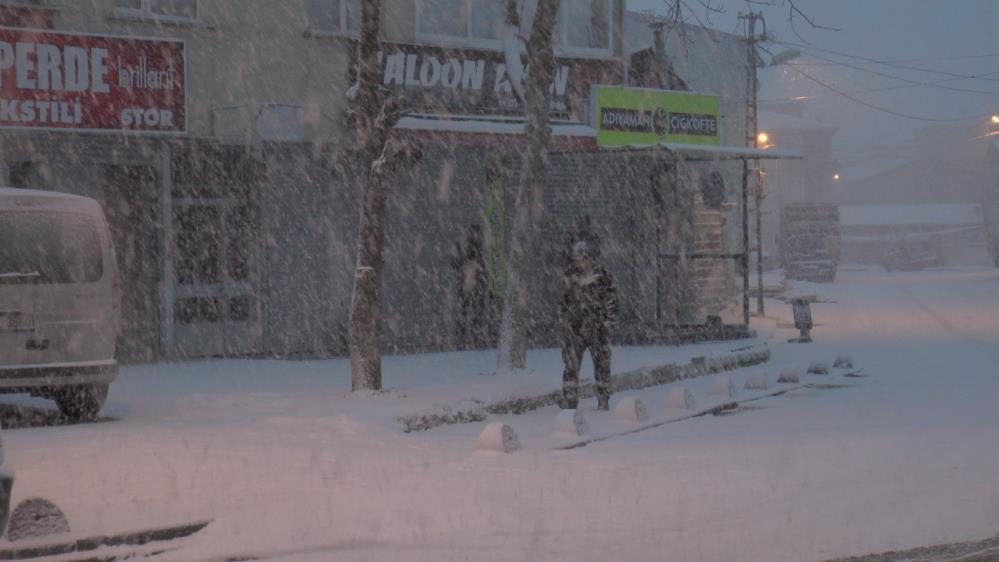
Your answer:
(592, 86), (721, 147)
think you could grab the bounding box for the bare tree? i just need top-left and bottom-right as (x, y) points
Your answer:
(348, 0), (414, 391)
(496, 0), (561, 373)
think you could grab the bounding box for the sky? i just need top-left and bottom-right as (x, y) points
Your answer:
(624, 0), (999, 180)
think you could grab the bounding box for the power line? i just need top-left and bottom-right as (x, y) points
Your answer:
(845, 70), (999, 96)
(801, 51), (999, 66)
(834, 131), (999, 167)
(790, 50), (999, 97)
(787, 64), (998, 123)
(759, 70), (999, 104)
(775, 40), (999, 84)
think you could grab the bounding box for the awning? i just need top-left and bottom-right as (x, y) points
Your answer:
(395, 116), (596, 137)
(393, 116), (802, 160)
(602, 141), (802, 161)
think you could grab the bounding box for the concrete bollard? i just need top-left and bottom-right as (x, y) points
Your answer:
(744, 373), (769, 390)
(777, 368), (800, 383)
(807, 361), (830, 375)
(833, 354), (854, 369)
(613, 397), (649, 422)
(552, 409), (589, 437)
(708, 376), (736, 397)
(664, 387), (696, 410)
(475, 423), (521, 453)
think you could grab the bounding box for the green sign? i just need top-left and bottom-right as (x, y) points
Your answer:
(592, 86), (721, 147)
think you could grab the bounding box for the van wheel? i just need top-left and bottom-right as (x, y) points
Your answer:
(54, 384), (109, 421)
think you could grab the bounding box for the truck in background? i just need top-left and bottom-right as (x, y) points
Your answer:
(985, 201), (999, 267)
(779, 203), (840, 283)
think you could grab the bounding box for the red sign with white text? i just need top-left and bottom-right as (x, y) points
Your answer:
(0, 27), (185, 133)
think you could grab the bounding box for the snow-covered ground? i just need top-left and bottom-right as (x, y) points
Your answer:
(4, 266), (999, 561)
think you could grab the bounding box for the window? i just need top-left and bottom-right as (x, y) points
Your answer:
(0, 1), (54, 29)
(561, 0), (609, 51)
(0, 211), (103, 285)
(416, 0), (612, 54)
(114, 0), (197, 21)
(8, 161), (32, 188)
(417, 0), (512, 44)
(307, 0), (361, 34)
(175, 205), (221, 285)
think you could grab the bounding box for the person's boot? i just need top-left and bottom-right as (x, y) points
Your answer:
(596, 396), (610, 411)
(560, 388), (578, 410)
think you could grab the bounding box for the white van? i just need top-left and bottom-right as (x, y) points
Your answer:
(0, 188), (120, 420)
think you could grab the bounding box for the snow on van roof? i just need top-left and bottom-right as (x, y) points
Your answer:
(0, 187), (94, 201)
(0, 188), (102, 213)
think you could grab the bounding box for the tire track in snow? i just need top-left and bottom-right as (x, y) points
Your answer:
(901, 286), (999, 354)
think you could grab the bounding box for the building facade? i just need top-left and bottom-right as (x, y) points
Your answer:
(1, 0), (753, 362)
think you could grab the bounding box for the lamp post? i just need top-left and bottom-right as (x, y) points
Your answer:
(748, 44), (800, 318)
(739, 11), (763, 324)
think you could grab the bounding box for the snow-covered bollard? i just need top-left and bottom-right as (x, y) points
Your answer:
(708, 376), (735, 397)
(663, 387), (696, 410)
(7, 498), (70, 542)
(744, 373), (769, 390)
(551, 409), (589, 437)
(474, 423), (521, 454)
(833, 354), (854, 369)
(612, 397), (649, 423)
(807, 361), (830, 375)
(777, 368), (800, 383)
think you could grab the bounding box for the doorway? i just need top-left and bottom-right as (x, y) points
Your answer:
(169, 145), (261, 357)
(103, 165), (162, 361)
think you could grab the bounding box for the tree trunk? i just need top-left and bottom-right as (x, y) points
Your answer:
(497, 0), (561, 373)
(348, 0), (387, 391)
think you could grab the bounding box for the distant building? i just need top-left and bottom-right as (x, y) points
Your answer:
(835, 120), (997, 205)
(756, 103), (838, 262)
(830, 121), (999, 268)
(839, 204), (989, 268)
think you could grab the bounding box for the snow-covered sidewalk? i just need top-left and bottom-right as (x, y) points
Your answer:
(108, 332), (772, 435)
(4, 267), (999, 561)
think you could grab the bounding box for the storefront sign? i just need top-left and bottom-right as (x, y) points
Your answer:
(0, 27), (185, 133)
(354, 43), (621, 121)
(592, 86), (720, 147)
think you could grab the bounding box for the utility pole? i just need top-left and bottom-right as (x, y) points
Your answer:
(739, 11), (765, 317)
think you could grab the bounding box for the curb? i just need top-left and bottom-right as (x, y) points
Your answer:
(552, 371), (861, 451)
(0, 520), (211, 560)
(398, 346), (771, 432)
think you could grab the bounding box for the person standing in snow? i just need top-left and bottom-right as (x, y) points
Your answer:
(559, 240), (618, 410)
(454, 224), (488, 348)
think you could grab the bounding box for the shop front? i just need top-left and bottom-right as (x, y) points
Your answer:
(0, 26), (190, 362)
(590, 85), (800, 329)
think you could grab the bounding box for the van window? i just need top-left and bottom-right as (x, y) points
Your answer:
(0, 211), (104, 284)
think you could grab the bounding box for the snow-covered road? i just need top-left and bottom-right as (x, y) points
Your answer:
(3, 267), (999, 561)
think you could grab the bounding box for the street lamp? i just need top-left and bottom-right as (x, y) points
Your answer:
(770, 48), (802, 67)
(991, 115), (999, 125)
(833, 173), (841, 181)
(757, 131), (770, 147)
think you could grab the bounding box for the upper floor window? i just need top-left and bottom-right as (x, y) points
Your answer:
(307, 0), (361, 35)
(0, 0), (55, 29)
(416, 0), (612, 55)
(114, 0), (197, 22)
(558, 0), (610, 52)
